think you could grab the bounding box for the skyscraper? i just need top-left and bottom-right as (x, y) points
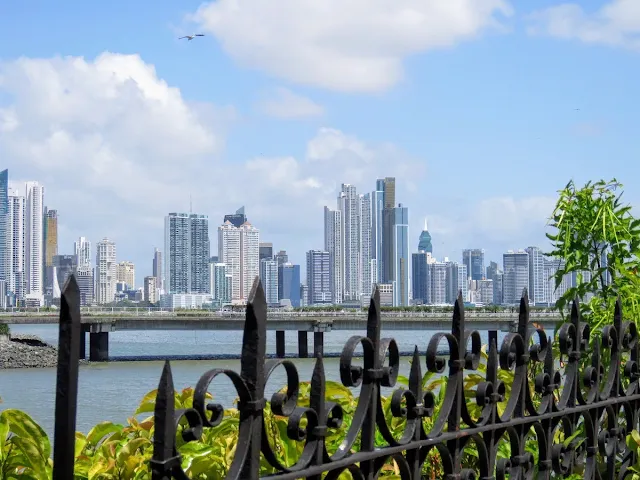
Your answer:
(338, 184), (362, 301)
(462, 249), (485, 282)
(0, 170), (8, 285)
(43, 208), (58, 295)
(7, 189), (25, 300)
(239, 222), (259, 300)
(503, 250), (529, 305)
(25, 181), (44, 302)
(371, 180), (385, 286)
(259, 258), (279, 305)
(412, 252), (429, 304)
(526, 246), (546, 304)
(218, 220), (259, 300)
(324, 206), (342, 304)
(417, 218), (432, 253)
(306, 250), (331, 304)
(360, 193), (372, 297)
(189, 214), (210, 294)
(164, 213), (210, 294)
(153, 248), (163, 291)
(392, 204), (409, 307)
(74, 237), (91, 268)
(116, 261), (135, 289)
(381, 177), (396, 283)
(278, 263), (301, 307)
(274, 250), (288, 266)
(96, 238), (117, 304)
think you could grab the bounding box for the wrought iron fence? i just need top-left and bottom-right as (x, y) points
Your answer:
(50, 275), (640, 479)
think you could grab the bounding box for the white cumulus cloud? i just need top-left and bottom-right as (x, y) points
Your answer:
(258, 87), (324, 118)
(188, 0), (513, 92)
(528, 0), (640, 50)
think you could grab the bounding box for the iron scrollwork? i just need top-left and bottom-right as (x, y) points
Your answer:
(148, 277), (640, 480)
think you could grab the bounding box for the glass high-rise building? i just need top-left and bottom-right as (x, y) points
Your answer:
(260, 258), (279, 305)
(306, 250), (331, 305)
(25, 181), (44, 303)
(223, 206), (247, 228)
(278, 263), (301, 307)
(392, 204), (409, 307)
(380, 177), (396, 284)
(462, 249), (485, 281)
(411, 252), (429, 304)
(165, 213), (210, 294)
(371, 181), (385, 285)
(153, 248), (163, 292)
(259, 243), (273, 261)
(417, 218), (432, 253)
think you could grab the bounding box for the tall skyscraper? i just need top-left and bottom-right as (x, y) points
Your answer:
(74, 237), (91, 268)
(428, 262), (448, 305)
(76, 265), (94, 306)
(189, 214), (210, 294)
(462, 249), (485, 281)
(381, 177), (396, 283)
(360, 193), (372, 297)
(371, 180), (385, 286)
(503, 250), (529, 305)
(0, 170), (8, 285)
(446, 262), (468, 304)
(96, 238), (117, 304)
(223, 206), (247, 228)
(259, 243), (273, 261)
(306, 250), (331, 304)
(153, 248), (163, 292)
(218, 220), (259, 300)
(210, 263), (232, 305)
(239, 222), (259, 300)
(164, 213), (209, 294)
(412, 252), (429, 304)
(259, 258), (279, 305)
(324, 206), (343, 304)
(53, 254), (76, 289)
(338, 184), (363, 301)
(7, 189), (25, 300)
(526, 246), (546, 304)
(144, 276), (158, 304)
(278, 263), (301, 307)
(418, 218), (433, 253)
(392, 204), (409, 306)
(43, 208), (58, 295)
(25, 181), (44, 302)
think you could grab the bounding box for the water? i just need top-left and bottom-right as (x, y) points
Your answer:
(0, 325), (523, 439)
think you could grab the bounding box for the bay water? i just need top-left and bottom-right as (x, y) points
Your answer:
(0, 325), (519, 439)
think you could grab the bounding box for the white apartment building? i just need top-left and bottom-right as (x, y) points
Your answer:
(7, 190), (25, 299)
(116, 261), (135, 289)
(75, 237), (92, 268)
(25, 181), (44, 304)
(218, 220), (259, 301)
(96, 238), (117, 304)
(323, 206), (342, 304)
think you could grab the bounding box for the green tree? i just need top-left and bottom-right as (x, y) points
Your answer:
(546, 179), (640, 331)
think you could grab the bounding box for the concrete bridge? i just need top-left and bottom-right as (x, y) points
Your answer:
(2, 311), (563, 362)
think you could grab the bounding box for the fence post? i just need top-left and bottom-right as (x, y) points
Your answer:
(52, 275), (81, 480)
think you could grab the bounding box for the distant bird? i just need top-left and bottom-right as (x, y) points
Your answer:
(179, 34), (205, 41)
(574, 108), (581, 111)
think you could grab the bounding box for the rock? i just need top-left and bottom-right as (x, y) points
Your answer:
(0, 335), (88, 369)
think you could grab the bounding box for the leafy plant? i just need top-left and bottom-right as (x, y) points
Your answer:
(546, 179), (640, 332)
(0, 324), (9, 336)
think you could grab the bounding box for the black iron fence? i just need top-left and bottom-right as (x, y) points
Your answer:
(48, 275), (640, 479)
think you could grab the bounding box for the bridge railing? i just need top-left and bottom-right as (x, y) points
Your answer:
(48, 274), (639, 478)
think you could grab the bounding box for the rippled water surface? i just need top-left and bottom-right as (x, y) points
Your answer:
(0, 325), (525, 438)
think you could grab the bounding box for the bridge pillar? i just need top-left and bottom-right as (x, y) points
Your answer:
(79, 330), (86, 360)
(298, 331), (308, 358)
(314, 332), (324, 357)
(276, 330), (285, 358)
(89, 332), (109, 362)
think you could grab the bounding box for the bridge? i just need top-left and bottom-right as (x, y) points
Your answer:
(2, 310), (563, 362)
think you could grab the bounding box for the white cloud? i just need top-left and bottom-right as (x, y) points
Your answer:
(528, 0), (640, 50)
(188, 0), (513, 92)
(258, 87), (324, 118)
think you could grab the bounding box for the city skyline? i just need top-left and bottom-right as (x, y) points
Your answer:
(2, 1), (635, 285)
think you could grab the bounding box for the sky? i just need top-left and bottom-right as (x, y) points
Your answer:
(1, 0), (639, 286)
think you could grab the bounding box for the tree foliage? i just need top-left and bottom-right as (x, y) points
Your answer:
(546, 179), (640, 331)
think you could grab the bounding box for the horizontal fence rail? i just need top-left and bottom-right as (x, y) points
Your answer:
(50, 275), (639, 479)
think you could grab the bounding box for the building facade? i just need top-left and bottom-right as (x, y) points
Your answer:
(324, 206), (342, 304)
(259, 258), (279, 305)
(153, 248), (163, 292)
(462, 249), (485, 282)
(95, 238), (117, 304)
(25, 181), (44, 303)
(503, 250), (529, 305)
(165, 213), (209, 294)
(144, 276), (158, 304)
(278, 263), (301, 307)
(392, 204), (409, 307)
(116, 261), (135, 289)
(306, 250), (331, 305)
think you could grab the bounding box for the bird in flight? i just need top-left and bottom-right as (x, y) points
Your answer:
(179, 34), (205, 41)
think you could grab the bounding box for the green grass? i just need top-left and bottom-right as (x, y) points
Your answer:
(0, 323), (9, 335)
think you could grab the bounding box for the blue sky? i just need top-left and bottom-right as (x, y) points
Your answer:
(0, 0), (639, 284)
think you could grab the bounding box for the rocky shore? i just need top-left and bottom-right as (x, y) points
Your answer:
(0, 334), (86, 369)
